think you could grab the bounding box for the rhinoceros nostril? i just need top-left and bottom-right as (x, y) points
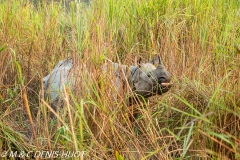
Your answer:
(158, 77), (167, 83)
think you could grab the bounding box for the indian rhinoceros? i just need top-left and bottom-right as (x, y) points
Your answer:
(42, 55), (172, 112)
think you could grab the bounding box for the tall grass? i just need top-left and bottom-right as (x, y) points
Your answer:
(0, 0), (239, 159)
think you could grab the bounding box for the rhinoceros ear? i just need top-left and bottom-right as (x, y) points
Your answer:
(149, 55), (162, 66)
(135, 56), (142, 67)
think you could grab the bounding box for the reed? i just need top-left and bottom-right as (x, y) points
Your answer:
(0, 0), (239, 159)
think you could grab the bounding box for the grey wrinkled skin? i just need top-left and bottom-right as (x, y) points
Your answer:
(42, 56), (171, 110)
(43, 59), (73, 102)
(132, 61), (171, 98)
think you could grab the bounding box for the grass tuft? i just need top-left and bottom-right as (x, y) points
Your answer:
(0, 0), (239, 159)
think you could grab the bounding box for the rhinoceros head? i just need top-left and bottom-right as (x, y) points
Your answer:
(131, 55), (172, 98)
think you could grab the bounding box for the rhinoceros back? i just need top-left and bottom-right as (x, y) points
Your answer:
(43, 59), (73, 102)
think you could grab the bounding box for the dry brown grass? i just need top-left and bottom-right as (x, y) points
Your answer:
(0, 0), (239, 159)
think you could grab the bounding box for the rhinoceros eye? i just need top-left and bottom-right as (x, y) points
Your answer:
(147, 74), (151, 78)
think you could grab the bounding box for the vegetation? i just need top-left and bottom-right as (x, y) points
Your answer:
(0, 0), (239, 159)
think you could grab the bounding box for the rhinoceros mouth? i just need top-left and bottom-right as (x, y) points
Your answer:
(154, 82), (172, 95)
(160, 83), (172, 88)
(133, 82), (172, 97)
